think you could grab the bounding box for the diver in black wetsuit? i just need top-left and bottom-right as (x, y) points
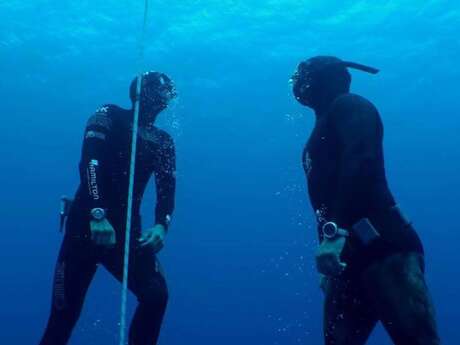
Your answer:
(39, 71), (177, 345)
(291, 56), (440, 345)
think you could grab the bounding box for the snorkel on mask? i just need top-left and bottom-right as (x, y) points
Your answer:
(291, 56), (379, 108)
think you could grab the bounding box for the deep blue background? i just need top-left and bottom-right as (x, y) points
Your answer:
(0, 1), (459, 344)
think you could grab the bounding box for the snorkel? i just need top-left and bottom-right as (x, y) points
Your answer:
(292, 56), (379, 112)
(342, 60), (379, 74)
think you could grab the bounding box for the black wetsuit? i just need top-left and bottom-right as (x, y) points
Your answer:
(40, 105), (176, 345)
(303, 93), (440, 345)
(304, 93), (423, 269)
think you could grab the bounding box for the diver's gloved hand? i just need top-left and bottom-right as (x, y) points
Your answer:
(90, 218), (116, 247)
(315, 236), (347, 277)
(139, 224), (167, 253)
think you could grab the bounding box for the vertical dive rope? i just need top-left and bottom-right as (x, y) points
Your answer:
(119, 1), (150, 344)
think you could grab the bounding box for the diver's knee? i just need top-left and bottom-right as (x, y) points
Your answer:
(155, 286), (169, 308)
(138, 284), (169, 309)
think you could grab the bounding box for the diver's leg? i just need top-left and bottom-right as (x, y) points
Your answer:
(102, 244), (168, 345)
(363, 252), (441, 345)
(323, 277), (378, 345)
(39, 234), (97, 345)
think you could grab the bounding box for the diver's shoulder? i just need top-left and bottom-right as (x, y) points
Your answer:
(143, 126), (175, 148)
(330, 93), (381, 129)
(93, 104), (130, 117)
(154, 127), (174, 145)
(333, 93), (378, 113)
(90, 104), (126, 120)
(86, 104), (130, 130)
(86, 105), (114, 129)
(90, 104), (130, 123)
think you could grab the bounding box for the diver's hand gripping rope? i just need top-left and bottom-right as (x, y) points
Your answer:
(119, 1), (150, 344)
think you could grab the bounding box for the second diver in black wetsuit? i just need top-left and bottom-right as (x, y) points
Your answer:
(39, 71), (177, 345)
(291, 56), (440, 345)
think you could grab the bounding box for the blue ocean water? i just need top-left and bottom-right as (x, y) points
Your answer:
(1, 1), (459, 344)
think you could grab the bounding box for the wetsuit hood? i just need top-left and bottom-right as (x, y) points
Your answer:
(130, 71), (177, 123)
(292, 56), (379, 114)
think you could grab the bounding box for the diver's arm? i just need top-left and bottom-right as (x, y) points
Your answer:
(154, 133), (176, 230)
(329, 97), (382, 226)
(80, 106), (112, 213)
(139, 133), (176, 252)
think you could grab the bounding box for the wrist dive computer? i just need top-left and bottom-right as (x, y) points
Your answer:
(322, 222), (350, 239)
(321, 219), (382, 245)
(90, 208), (106, 221)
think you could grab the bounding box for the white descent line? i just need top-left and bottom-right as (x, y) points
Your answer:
(119, 1), (150, 345)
